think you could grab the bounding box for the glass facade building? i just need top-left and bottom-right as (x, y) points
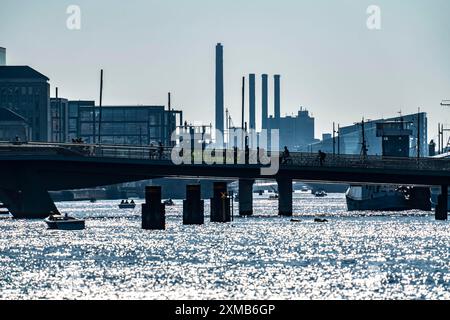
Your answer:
(50, 98), (68, 142)
(75, 104), (181, 146)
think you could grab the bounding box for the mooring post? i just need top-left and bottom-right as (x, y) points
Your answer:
(436, 185), (448, 221)
(183, 184), (204, 225)
(142, 186), (165, 230)
(210, 181), (231, 222)
(239, 179), (254, 216)
(277, 178), (293, 216)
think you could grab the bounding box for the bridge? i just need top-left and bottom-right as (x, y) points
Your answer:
(0, 141), (449, 220)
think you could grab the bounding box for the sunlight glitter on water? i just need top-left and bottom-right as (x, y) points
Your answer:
(0, 193), (448, 299)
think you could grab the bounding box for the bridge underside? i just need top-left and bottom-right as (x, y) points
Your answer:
(0, 156), (449, 219)
(0, 160), (156, 218)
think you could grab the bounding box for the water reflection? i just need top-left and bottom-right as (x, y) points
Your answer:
(0, 193), (448, 299)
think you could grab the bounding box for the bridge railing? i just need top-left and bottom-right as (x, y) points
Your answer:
(1, 141), (450, 172)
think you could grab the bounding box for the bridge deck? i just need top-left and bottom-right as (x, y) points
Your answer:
(1, 141), (449, 173)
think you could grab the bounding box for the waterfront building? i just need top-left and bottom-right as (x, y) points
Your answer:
(308, 113), (428, 157)
(0, 66), (50, 141)
(50, 97), (69, 142)
(75, 104), (181, 146)
(0, 107), (31, 141)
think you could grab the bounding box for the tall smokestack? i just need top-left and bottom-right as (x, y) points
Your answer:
(249, 74), (256, 130)
(261, 74), (268, 130)
(0, 47), (5, 66)
(274, 74), (281, 128)
(215, 43), (224, 134)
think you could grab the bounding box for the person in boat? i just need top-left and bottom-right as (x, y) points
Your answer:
(120, 200), (124, 204)
(125, 200), (129, 204)
(130, 200), (135, 204)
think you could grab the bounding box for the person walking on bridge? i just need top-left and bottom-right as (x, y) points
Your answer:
(318, 150), (326, 166)
(158, 141), (164, 160)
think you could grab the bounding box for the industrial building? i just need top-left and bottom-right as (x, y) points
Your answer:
(0, 65), (50, 141)
(266, 107), (315, 151)
(307, 113), (428, 157)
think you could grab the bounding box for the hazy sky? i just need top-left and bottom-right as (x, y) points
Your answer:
(1, 0), (449, 141)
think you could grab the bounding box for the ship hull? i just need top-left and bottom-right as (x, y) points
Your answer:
(346, 194), (410, 211)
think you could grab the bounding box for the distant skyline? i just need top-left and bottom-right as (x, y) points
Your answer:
(1, 0), (449, 142)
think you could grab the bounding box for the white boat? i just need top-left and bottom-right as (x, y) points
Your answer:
(44, 214), (85, 230)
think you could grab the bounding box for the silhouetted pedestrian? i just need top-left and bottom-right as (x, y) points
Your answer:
(158, 142), (164, 159)
(318, 150), (326, 166)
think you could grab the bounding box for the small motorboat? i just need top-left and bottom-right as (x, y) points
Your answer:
(45, 214), (85, 230)
(315, 190), (327, 197)
(163, 199), (174, 206)
(314, 218), (328, 223)
(118, 200), (136, 209)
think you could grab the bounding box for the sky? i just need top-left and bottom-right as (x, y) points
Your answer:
(1, 0), (450, 141)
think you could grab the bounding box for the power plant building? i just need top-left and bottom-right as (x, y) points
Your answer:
(267, 107), (315, 151)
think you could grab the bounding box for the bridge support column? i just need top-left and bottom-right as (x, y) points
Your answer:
(0, 187), (59, 219)
(142, 186), (165, 230)
(239, 179), (254, 216)
(210, 182), (231, 222)
(277, 178), (293, 216)
(183, 184), (204, 225)
(436, 185), (448, 221)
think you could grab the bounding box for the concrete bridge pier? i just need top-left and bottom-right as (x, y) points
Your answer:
(210, 182), (231, 222)
(436, 185), (448, 221)
(277, 178), (293, 216)
(142, 186), (165, 230)
(183, 184), (204, 225)
(239, 179), (254, 216)
(0, 187), (59, 219)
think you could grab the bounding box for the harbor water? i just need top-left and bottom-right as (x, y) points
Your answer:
(0, 193), (448, 300)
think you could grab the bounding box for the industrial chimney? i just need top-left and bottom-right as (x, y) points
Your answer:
(249, 74), (256, 130)
(261, 74), (268, 130)
(215, 43), (224, 134)
(0, 47), (6, 66)
(274, 75), (281, 128)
